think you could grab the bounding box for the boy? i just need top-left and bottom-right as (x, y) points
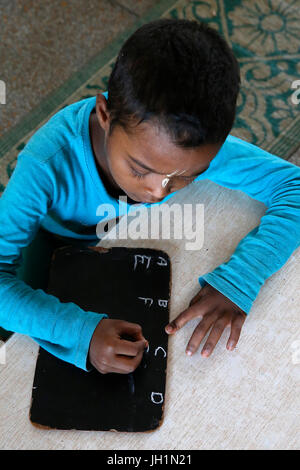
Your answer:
(0, 19), (299, 375)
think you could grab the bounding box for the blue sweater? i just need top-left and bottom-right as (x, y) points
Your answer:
(1, 93), (299, 370)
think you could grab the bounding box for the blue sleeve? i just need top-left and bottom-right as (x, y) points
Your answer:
(196, 136), (300, 314)
(0, 152), (107, 370)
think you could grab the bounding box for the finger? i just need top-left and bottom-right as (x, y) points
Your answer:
(97, 362), (141, 374)
(185, 309), (220, 355)
(97, 347), (144, 374)
(119, 321), (147, 342)
(98, 365), (129, 375)
(189, 284), (213, 307)
(165, 297), (216, 334)
(113, 348), (145, 373)
(201, 313), (231, 357)
(226, 314), (246, 351)
(92, 356), (126, 375)
(115, 338), (148, 356)
(189, 290), (203, 307)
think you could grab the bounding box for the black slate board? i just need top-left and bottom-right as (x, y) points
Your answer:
(29, 246), (171, 432)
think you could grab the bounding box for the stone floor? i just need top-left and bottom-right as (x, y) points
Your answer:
(0, 0), (160, 137)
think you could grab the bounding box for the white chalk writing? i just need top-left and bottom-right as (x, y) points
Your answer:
(154, 346), (166, 358)
(157, 256), (168, 266)
(133, 254), (151, 270)
(151, 392), (164, 405)
(138, 297), (153, 307)
(137, 297), (169, 308)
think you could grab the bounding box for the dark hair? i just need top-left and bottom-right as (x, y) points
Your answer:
(106, 18), (240, 148)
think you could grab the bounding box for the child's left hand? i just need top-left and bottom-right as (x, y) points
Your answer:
(165, 284), (247, 357)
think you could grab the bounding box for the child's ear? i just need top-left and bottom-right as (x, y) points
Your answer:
(95, 93), (110, 131)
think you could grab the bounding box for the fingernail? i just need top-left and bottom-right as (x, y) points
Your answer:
(202, 348), (210, 356)
(228, 341), (235, 350)
(186, 349), (193, 356)
(165, 325), (173, 333)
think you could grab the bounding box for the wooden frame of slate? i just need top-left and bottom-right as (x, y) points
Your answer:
(29, 245), (171, 432)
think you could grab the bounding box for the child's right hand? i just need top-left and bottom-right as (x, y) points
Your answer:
(88, 319), (148, 374)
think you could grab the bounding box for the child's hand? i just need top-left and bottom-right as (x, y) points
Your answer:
(165, 284), (246, 357)
(89, 319), (148, 374)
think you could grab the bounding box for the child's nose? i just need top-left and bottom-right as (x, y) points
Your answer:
(146, 175), (169, 201)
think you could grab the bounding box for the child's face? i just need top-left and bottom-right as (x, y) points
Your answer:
(95, 94), (222, 203)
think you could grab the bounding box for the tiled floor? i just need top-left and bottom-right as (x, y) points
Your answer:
(289, 145), (300, 166)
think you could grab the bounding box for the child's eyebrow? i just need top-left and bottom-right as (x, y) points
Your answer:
(127, 154), (208, 177)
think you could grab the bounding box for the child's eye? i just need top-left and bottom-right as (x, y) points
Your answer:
(130, 167), (148, 179)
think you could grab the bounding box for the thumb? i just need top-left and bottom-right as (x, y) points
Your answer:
(120, 322), (148, 346)
(137, 338), (149, 351)
(189, 288), (207, 307)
